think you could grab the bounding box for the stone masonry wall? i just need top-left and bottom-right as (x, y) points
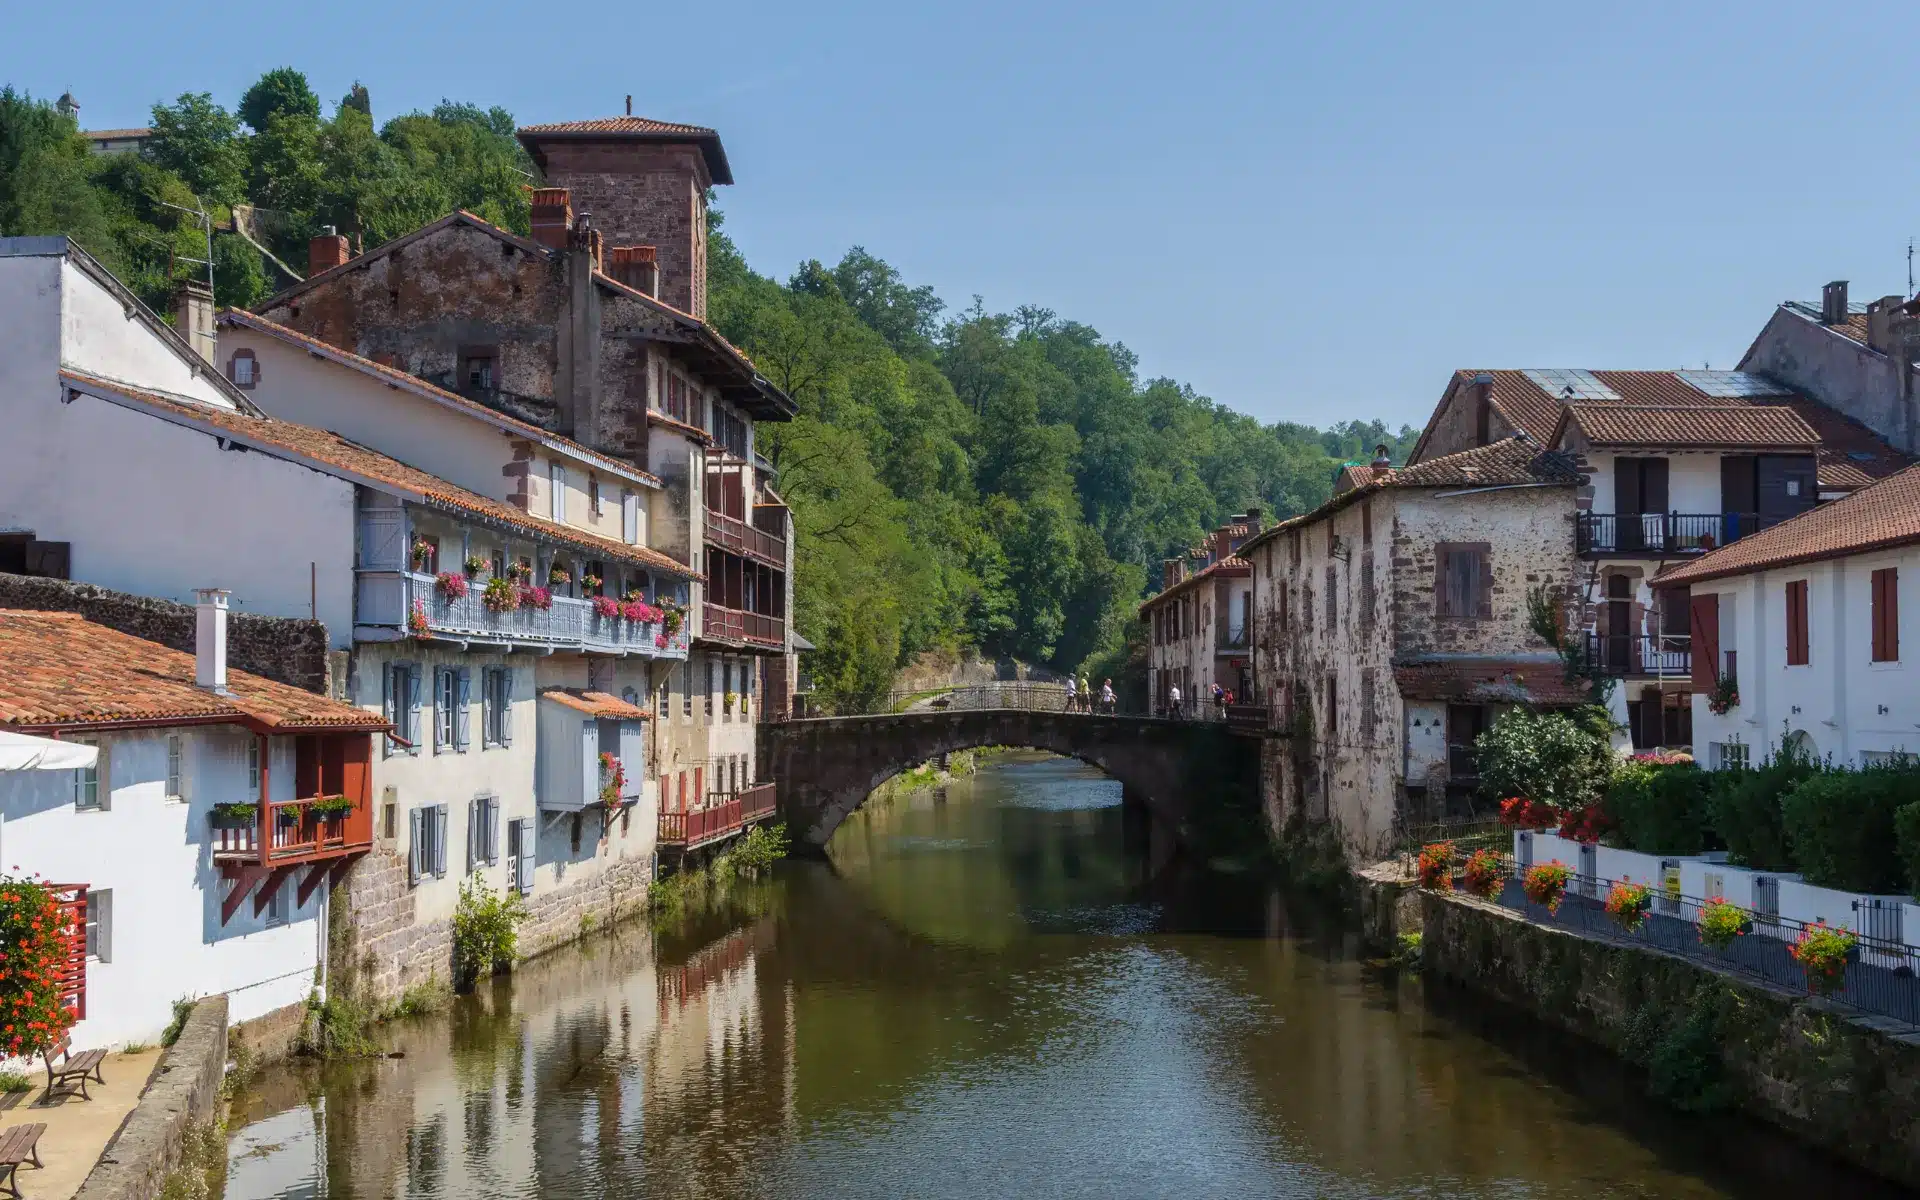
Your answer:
(74, 995), (228, 1200)
(0, 572), (331, 693)
(1422, 890), (1920, 1188)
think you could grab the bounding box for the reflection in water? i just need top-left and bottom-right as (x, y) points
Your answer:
(223, 752), (1902, 1199)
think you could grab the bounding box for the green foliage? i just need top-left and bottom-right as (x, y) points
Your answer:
(1605, 759), (1717, 854)
(238, 67), (320, 133)
(730, 822), (789, 875)
(162, 997), (195, 1047)
(147, 92), (246, 205)
(1646, 1007), (1733, 1113)
(1474, 707), (1613, 813)
(451, 872), (527, 990)
(1711, 749), (1817, 871)
(1392, 931), (1423, 970)
(1780, 762), (1915, 893)
(1896, 803), (1920, 901)
(0, 1070), (31, 1094)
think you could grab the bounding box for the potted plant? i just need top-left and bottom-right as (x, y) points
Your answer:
(1604, 879), (1653, 931)
(723, 691), (739, 714)
(593, 595), (620, 620)
(407, 598), (431, 640)
(521, 585), (553, 611)
(275, 803), (302, 826)
(482, 577), (518, 613)
(506, 560), (533, 583)
(209, 801), (257, 829)
(1522, 861), (1571, 913)
(464, 553), (488, 577)
(1696, 897), (1752, 950)
(598, 751), (626, 809)
(1789, 921), (1857, 996)
(410, 538), (435, 570)
(548, 565), (570, 586)
(309, 795), (355, 821)
(1416, 841), (1455, 891)
(1707, 673), (1740, 716)
(1462, 848), (1505, 898)
(661, 602), (684, 637)
(581, 573), (603, 592)
(435, 571), (470, 602)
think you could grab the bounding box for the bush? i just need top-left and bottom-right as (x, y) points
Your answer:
(1897, 802), (1920, 900)
(1780, 764), (1913, 892)
(0, 875), (80, 1060)
(451, 873), (527, 991)
(1605, 759), (1716, 854)
(1711, 750), (1818, 870)
(1475, 707), (1614, 817)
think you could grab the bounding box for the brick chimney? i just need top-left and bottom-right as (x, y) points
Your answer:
(530, 188), (573, 251)
(172, 279), (216, 365)
(1822, 280), (1849, 325)
(195, 588), (230, 695)
(309, 226), (351, 276)
(609, 245), (660, 297)
(1163, 559), (1185, 591)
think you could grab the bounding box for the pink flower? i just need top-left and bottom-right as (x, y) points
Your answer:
(655, 634), (667, 648)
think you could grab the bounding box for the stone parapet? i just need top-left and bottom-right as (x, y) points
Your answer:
(74, 995), (228, 1200)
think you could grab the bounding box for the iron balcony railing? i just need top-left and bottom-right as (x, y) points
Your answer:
(702, 602), (785, 649)
(356, 571), (690, 657)
(1216, 627), (1250, 653)
(705, 507), (787, 568)
(1577, 512), (1763, 556)
(1586, 633), (1691, 677)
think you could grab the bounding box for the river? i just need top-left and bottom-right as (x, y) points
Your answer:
(220, 752), (1906, 1199)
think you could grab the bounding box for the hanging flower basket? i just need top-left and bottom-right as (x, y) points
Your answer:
(1461, 848), (1505, 898)
(1522, 861), (1570, 913)
(1707, 673), (1740, 716)
(660, 603), (685, 636)
(581, 573), (603, 592)
(1604, 879), (1653, 932)
(1416, 841), (1456, 891)
(435, 571), (469, 602)
(309, 795), (354, 820)
(1696, 898), (1752, 950)
(506, 561), (533, 583)
(482, 578), (518, 613)
(521, 585), (553, 611)
(593, 595), (620, 619)
(1789, 922), (1857, 996)
(464, 553), (488, 578)
(410, 538), (435, 570)
(655, 633), (668, 648)
(598, 751), (626, 808)
(548, 566), (570, 586)
(407, 598), (432, 640)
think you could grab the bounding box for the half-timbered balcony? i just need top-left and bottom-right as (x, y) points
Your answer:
(215, 733), (374, 925)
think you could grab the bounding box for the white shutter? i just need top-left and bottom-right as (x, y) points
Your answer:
(408, 808), (422, 886)
(455, 669), (472, 751)
(550, 460), (565, 522)
(487, 798), (501, 864)
(517, 820), (535, 896)
(623, 492), (638, 544)
(382, 666), (394, 760)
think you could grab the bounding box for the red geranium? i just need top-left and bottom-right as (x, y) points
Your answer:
(1461, 849), (1506, 898)
(1498, 797), (1557, 830)
(1416, 841), (1455, 891)
(1557, 803), (1613, 844)
(0, 877), (78, 1059)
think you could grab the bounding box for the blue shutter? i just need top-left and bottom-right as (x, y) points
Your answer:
(433, 805), (450, 877)
(517, 820), (535, 896)
(488, 798), (501, 863)
(407, 807), (422, 886)
(465, 798), (477, 874)
(407, 666), (423, 756)
(382, 666), (394, 760)
(499, 670), (513, 747)
(455, 669), (472, 751)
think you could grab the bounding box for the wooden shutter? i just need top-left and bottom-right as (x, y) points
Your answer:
(466, 798), (478, 873)
(1786, 580), (1809, 666)
(455, 669), (472, 750)
(381, 666), (394, 760)
(1873, 568), (1899, 663)
(433, 805), (450, 877)
(408, 808), (422, 886)
(1643, 458), (1670, 514)
(1689, 593), (1719, 689)
(407, 667), (423, 754)
(498, 670), (513, 747)
(518, 821), (535, 895)
(488, 798), (501, 863)
(48, 885), (86, 1020)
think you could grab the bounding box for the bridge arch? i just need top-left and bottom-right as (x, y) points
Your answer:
(758, 710), (1260, 853)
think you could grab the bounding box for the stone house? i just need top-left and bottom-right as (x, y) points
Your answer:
(1410, 367), (1908, 751)
(1241, 438), (1584, 858)
(1140, 513), (1259, 715)
(251, 113), (795, 863)
(1657, 461), (1920, 771)
(1738, 280), (1920, 455)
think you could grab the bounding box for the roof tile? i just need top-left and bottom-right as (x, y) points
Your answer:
(1563, 404), (1818, 449)
(540, 689), (652, 719)
(1392, 658), (1590, 707)
(1657, 462), (1920, 586)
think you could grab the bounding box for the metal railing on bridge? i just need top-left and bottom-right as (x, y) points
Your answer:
(773, 683), (1150, 721)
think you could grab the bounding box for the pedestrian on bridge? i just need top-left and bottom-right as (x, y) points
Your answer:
(1077, 674), (1090, 712)
(1101, 679), (1116, 714)
(1064, 676), (1078, 712)
(1168, 683), (1182, 719)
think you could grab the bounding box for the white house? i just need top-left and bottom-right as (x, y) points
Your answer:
(0, 601), (385, 1048)
(1658, 461), (1920, 769)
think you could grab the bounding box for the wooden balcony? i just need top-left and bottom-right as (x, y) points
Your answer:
(658, 782), (777, 851)
(214, 733), (374, 925)
(702, 603), (785, 649)
(704, 507), (786, 569)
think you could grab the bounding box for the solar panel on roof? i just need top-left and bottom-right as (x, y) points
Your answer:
(1522, 369), (1620, 401)
(1675, 370), (1794, 399)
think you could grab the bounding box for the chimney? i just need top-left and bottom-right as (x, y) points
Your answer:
(531, 188), (573, 251)
(1868, 296), (1904, 355)
(195, 588), (230, 695)
(172, 279), (216, 365)
(1470, 371), (1495, 445)
(309, 226), (351, 276)
(609, 245), (660, 297)
(1244, 506), (1262, 527)
(1822, 280), (1849, 325)
(1163, 559), (1184, 590)
(1371, 442), (1392, 468)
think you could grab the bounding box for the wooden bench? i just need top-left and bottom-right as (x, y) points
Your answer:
(0, 1123), (44, 1199)
(41, 1036), (106, 1101)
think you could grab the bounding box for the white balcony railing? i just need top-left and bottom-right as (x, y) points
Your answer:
(357, 571), (691, 657)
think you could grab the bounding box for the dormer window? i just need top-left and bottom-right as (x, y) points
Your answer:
(227, 349), (260, 389)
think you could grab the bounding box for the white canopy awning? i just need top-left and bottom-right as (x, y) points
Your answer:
(0, 731), (98, 772)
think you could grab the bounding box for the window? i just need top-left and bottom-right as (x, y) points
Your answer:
(265, 879), (291, 927)
(507, 818), (534, 896)
(71, 741), (104, 810)
(382, 787), (398, 840)
(166, 734), (184, 802)
(585, 561), (605, 597)
(409, 804), (449, 886)
(436, 668), (458, 752)
(490, 549), (506, 581)
(705, 659), (716, 716)
(1325, 565), (1337, 628)
(227, 349), (259, 389)
(246, 738), (261, 798)
(1710, 741), (1750, 771)
(549, 461), (566, 522)
(682, 660), (694, 717)
(415, 535), (439, 576)
(1278, 587), (1290, 633)
(1863, 750), (1918, 767)
(483, 668), (512, 748)
(1872, 567), (1899, 663)
(589, 477), (602, 518)
(85, 890), (111, 962)
(1326, 674), (1338, 738)
(1785, 579), (1810, 666)
(469, 795), (500, 869)
(461, 346), (497, 393)
(1435, 543), (1490, 618)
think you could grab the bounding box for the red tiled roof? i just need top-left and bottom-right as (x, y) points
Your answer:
(1656, 462), (1920, 586)
(540, 689), (651, 719)
(218, 309), (663, 489)
(1139, 556), (1251, 615)
(516, 117), (732, 184)
(1392, 658), (1590, 707)
(1560, 404), (1818, 450)
(519, 116), (717, 138)
(0, 611), (385, 732)
(1335, 464), (1386, 493)
(59, 370), (700, 581)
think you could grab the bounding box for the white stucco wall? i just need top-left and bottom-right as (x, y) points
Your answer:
(58, 258), (236, 408)
(0, 728), (323, 1048)
(0, 385), (357, 646)
(1692, 545), (1917, 767)
(531, 656), (657, 895)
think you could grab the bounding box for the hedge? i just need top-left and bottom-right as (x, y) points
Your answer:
(1781, 765), (1915, 894)
(1708, 752), (1817, 872)
(1606, 760), (1718, 856)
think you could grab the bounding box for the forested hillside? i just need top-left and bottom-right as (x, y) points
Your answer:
(0, 73), (1417, 709)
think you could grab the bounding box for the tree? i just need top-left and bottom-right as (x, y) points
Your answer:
(145, 92), (245, 205)
(239, 67), (320, 133)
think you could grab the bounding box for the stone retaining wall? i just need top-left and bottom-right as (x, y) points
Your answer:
(1421, 890), (1920, 1188)
(74, 994), (228, 1200)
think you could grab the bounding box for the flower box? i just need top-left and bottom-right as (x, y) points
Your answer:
(209, 803), (256, 830)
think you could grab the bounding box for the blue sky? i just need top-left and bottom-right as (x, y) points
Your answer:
(9, 1), (1918, 430)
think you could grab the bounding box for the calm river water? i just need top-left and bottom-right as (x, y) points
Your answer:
(221, 753), (1906, 1199)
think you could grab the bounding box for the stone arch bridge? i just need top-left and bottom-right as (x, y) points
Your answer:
(757, 704), (1262, 853)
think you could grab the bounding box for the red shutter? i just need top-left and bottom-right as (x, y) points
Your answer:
(1873, 568), (1899, 663)
(1689, 593), (1719, 689)
(48, 884), (87, 1022)
(1786, 580), (1809, 666)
